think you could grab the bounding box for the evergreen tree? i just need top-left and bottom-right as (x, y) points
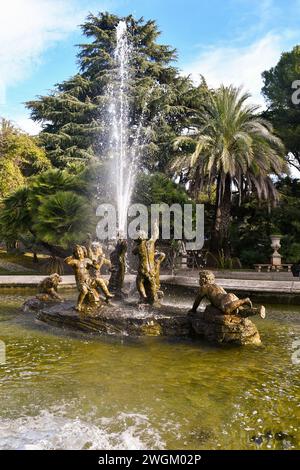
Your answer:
(262, 46), (300, 172)
(26, 12), (196, 170)
(0, 118), (50, 198)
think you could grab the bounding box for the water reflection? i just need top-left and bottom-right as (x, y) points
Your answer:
(0, 289), (299, 450)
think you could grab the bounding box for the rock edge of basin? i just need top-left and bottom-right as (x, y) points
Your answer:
(22, 299), (262, 345)
(35, 300), (190, 337)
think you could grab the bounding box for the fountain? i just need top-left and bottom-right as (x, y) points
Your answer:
(22, 21), (265, 346)
(23, 259), (265, 345)
(108, 20), (139, 234)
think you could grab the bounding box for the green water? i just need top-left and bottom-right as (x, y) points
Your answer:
(0, 289), (299, 450)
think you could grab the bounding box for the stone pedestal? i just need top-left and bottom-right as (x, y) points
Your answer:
(189, 306), (261, 346)
(271, 234), (282, 268)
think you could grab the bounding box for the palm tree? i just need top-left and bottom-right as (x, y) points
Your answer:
(0, 187), (31, 252)
(33, 191), (94, 249)
(173, 85), (287, 256)
(0, 169), (93, 259)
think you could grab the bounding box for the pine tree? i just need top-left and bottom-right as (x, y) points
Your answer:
(26, 12), (196, 169)
(262, 45), (300, 172)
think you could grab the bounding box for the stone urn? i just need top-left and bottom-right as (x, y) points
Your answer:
(270, 234), (282, 267)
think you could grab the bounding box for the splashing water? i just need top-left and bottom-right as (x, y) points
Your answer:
(0, 410), (165, 450)
(107, 21), (140, 234)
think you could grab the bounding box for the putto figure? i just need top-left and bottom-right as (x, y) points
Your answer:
(154, 249), (166, 299)
(108, 237), (127, 298)
(65, 245), (100, 312)
(37, 273), (63, 302)
(88, 242), (114, 302)
(189, 270), (265, 318)
(132, 224), (164, 305)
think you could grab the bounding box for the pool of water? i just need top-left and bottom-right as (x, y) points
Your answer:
(0, 289), (299, 450)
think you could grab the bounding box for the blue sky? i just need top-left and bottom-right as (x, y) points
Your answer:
(1, 0), (299, 133)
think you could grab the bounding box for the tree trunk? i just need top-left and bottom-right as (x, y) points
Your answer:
(28, 229), (68, 259)
(210, 174), (232, 257)
(6, 241), (19, 254)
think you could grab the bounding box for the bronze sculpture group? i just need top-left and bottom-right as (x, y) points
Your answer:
(63, 224), (166, 312)
(27, 230), (265, 345)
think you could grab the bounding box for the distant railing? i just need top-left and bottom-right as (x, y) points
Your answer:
(254, 263), (293, 273)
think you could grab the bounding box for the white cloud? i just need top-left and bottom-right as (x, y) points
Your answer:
(0, 0), (107, 134)
(0, 0), (91, 105)
(13, 113), (42, 135)
(182, 33), (293, 108)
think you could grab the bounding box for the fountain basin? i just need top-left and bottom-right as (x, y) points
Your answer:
(35, 300), (191, 337)
(2, 289), (298, 450)
(26, 300), (262, 345)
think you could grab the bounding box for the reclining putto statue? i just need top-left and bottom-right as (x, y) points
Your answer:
(188, 270), (265, 345)
(189, 270), (266, 318)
